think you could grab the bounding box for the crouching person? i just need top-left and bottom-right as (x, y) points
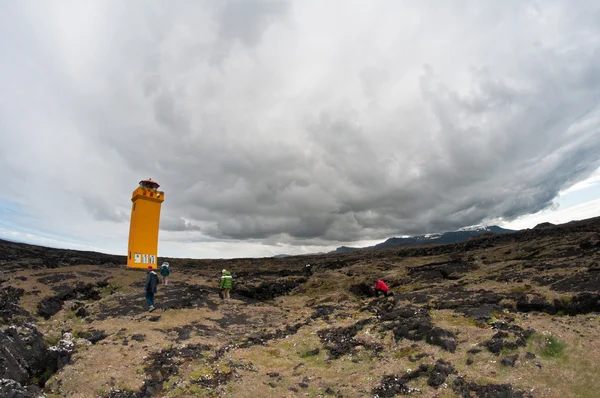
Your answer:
(145, 266), (159, 312)
(373, 279), (389, 297)
(220, 269), (233, 301)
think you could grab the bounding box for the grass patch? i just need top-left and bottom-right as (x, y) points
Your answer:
(163, 375), (181, 389)
(499, 299), (518, 313)
(264, 348), (282, 357)
(558, 295), (573, 306)
(189, 367), (213, 380)
(298, 347), (321, 358)
(485, 309), (504, 325)
(499, 345), (519, 355)
(510, 285), (533, 293)
(167, 387), (186, 397)
(44, 334), (61, 346)
(437, 390), (461, 398)
(528, 333), (565, 359)
(100, 282), (123, 298)
(66, 310), (77, 320)
(391, 345), (418, 360)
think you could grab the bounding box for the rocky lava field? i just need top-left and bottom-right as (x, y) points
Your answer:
(1, 217), (600, 397)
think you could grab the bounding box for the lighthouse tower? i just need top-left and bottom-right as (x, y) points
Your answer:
(127, 179), (165, 269)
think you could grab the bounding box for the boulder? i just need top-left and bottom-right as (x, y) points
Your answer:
(501, 354), (519, 367)
(0, 326), (48, 384)
(0, 379), (32, 398)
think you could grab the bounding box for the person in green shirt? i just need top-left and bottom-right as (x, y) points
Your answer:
(220, 269), (233, 301)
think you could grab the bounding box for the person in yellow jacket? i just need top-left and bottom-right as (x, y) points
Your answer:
(220, 269), (233, 301)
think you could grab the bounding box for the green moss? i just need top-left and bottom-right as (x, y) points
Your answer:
(278, 341), (293, 350)
(163, 375), (182, 389)
(528, 333), (565, 359)
(189, 368), (212, 380)
(298, 348), (320, 358)
(168, 387), (186, 396)
(40, 369), (55, 384)
(541, 336), (565, 358)
(446, 376), (459, 387)
(264, 348), (282, 357)
(500, 344), (519, 355)
(487, 310), (502, 323)
(187, 385), (205, 394)
(100, 283), (123, 298)
(560, 296), (573, 307)
(510, 285), (532, 294)
(392, 346), (415, 359)
(437, 390), (461, 398)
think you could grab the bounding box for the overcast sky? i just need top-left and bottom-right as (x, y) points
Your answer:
(1, 1), (600, 259)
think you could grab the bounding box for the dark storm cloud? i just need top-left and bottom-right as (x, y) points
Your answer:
(1, 1), (600, 257)
(160, 216), (202, 232)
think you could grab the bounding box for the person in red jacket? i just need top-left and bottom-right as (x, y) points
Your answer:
(373, 279), (389, 297)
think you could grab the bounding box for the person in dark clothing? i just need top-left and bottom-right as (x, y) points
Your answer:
(373, 279), (389, 297)
(305, 263), (313, 277)
(145, 266), (159, 311)
(160, 262), (170, 286)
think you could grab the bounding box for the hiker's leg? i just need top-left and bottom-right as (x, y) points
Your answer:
(225, 289), (231, 300)
(145, 292), (153, 307)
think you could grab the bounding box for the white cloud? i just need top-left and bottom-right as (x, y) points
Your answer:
(500, 198), (600, 231)
(1, 1), (600, 258)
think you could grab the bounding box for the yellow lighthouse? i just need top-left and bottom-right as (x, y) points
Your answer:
(127, 178), (165, 269)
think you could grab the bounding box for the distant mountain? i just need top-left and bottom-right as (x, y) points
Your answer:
(329, 225), (516, 254)
(533, 222), (556, 229)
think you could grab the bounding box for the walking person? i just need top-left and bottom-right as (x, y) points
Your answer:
(145, 266), (159, 312)
(372, 279), (389, 297)
(305, 263), (313, 277)
(160, 262), (170, 286)
(220, 269), (233, 301)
